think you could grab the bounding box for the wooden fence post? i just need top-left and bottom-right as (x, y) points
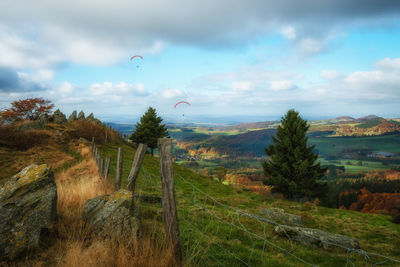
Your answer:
(115, 147), (123, 190)
(99, 158), (104, 176)
(91, 141), (95, 156)
(104, 157), (110, 180)
(105, 129), (108, 144)
(158, 138), (182, 266)
(126, 143), (147, 193)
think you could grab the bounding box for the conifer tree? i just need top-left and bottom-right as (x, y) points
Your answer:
(130, 107), (169, 156)
(262, 109), (327, 200)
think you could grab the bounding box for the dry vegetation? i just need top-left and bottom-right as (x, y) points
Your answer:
(2, 144), (174, 267)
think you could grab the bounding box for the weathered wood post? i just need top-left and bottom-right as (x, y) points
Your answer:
(105, 129), (108, 144)
(104, 157), (110, 180)
(99, 158), (104, 177)
(126, 143), (147, 193)
(158, 138), (182, 266)
(91, 138), (95, 155)
(115, 147), (123, 190)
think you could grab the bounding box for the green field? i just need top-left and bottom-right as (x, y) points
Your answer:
(309, 134), (400, 155)
(319, 158), (398, 173)
(95, 143), (400, 266)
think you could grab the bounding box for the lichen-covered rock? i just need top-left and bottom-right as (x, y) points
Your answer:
(39, 113), (49, 124)
(87, 113), (95, 121)
(261, 207), (302, 226)
(53, 109), (67, 124)
(77, 111), (85, 120)
(275, 225), (360, 250)
(82, 189), (139, 239)
(0, 164), (57, 260)
(68, 110), (77, 122)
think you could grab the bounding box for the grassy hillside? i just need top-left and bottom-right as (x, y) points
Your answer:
(1, 120), (399, 266)
(95, 143), (400, 266)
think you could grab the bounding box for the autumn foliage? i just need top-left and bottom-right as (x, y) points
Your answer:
(1, 97), (54, 122)
(338, 188), (400, 217)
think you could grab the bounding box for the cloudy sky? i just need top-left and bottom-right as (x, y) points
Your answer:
(1, 0), (400, 123)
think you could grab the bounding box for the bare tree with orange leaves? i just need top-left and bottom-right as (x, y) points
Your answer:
(1, 98), (54, 122)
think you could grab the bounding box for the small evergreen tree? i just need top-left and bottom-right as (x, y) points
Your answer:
(262, 109), (327, 200)
(130, 107), (169, 156)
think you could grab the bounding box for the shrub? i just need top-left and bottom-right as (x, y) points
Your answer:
(69, 120), (122, 144)
(0, 124), (52, 150)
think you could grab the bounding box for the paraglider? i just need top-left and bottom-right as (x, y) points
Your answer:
(130, 55), (143, 68)
(174, 101), (190, 108)
(174, 101), (191, 117)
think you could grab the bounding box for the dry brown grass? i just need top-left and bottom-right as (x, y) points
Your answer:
(56, 145), (112, 220)
(1, 143), (174, 266)
(54, 144), (175, 266)
(0, 144), (74, 185)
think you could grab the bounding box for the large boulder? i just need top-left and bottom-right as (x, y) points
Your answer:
(261, 207), (302, 226)
(82, 189), (139, 239)
(68, 110), (77, 122)
(275, 225), (360, 250)
(39, 113), (49, 124)
(77, 111), (85, 120)
(0, 164), (57, 260)
(86, 113), (95, 121)
(53, 109), (67, 124)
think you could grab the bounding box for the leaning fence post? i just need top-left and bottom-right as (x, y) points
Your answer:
(115, 147), (123, 190)
(158, 138), (182, 266)
(104, 157), (110, 180)
(126, 143), (147, 193)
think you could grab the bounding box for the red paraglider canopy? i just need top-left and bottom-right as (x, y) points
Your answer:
(174, 101), (191, 108)
(130, 55), (143, 60)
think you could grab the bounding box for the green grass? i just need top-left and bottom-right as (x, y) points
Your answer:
(309, 134), (400, 155)
(319, 158), (398, 173)
(96, 143), (400, 266)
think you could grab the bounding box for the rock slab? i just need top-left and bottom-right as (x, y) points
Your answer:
(82, 189), (139, 239)
(275, 225), (360, 250)
(0, 164), (58, 260)
(261, 207), (302, 226)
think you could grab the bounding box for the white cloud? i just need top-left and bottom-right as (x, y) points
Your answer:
(270, 80), (296, 91)
(89, 82), (149, 96)
(0, 0), (399, 69)
(320, 69), (342, 80)
(282, 26), (297, 40)
(161, 88), (185, 99)
(375, 57), (400, 70)
(231, 81), (253, 92)
(298, 38), (324, 56)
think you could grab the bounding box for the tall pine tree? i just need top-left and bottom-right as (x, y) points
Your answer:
(263, 109), (327, 200)
(130, 107), (169, 156)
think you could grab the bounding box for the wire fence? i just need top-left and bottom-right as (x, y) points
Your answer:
(139, 166), (400, 266)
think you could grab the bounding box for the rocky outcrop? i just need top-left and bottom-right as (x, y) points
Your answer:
(261, 207), (302, 226)
(39, 113), (49, 124)
(87, 113), (95, 121)
(0, 164), (57, 260)
(275, 225), (360, 250)
(77, 111), (85, 120)
(68, 110), (77, 122)
(53, 109), (67, 124)
(82, 189), (139, 239)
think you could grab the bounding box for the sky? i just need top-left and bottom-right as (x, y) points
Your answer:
(1, 0), (400, 123)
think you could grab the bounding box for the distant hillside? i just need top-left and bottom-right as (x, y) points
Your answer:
(336, 116), (355, 121)
(356, 115), (383, 122)
(215, 121), (279, 131)
(191, 128), (276, 157)
(106, 122), (135, 136)
(356, 118), (386, 129)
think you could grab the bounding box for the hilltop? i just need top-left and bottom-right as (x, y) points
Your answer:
(1, 112), (400, 266)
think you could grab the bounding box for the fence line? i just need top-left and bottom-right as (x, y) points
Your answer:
(88, 143), (400, 266)
(174, 173), (400, 266)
